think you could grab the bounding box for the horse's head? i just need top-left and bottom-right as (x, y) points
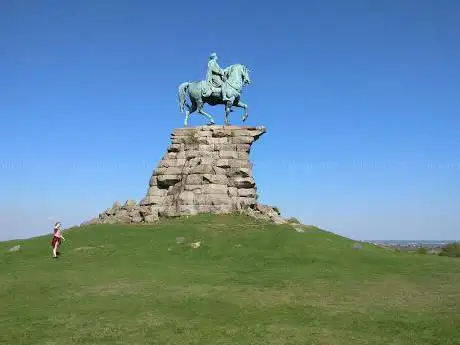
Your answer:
(226, 64), (251, 86)
(237, 64), (251, 85)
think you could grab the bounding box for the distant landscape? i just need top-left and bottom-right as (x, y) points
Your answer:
(366, 240), (460, 256)
(368, 240), (458, 247)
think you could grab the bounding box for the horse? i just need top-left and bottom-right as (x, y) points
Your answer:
(178, 63), (251, 126)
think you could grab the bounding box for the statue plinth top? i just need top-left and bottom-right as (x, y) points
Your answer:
(174, 125), (266, 131)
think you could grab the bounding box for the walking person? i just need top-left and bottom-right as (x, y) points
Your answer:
(51, 222), (65, 258)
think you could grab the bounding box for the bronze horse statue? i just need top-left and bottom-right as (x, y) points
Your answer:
(178, 64), (251, 126)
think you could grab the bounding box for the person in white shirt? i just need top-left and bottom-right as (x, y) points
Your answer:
(51, 222), (65, 258)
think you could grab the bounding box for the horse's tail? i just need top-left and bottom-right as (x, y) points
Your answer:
(178, 82), (190, 113)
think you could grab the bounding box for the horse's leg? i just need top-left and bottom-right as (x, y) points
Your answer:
(197, 101), (215, 125)
(184, 104), (191, 127)
(184, 102), (197, 127)
(233, 99), (249, 122)
(224, 96), (239, 126)
(224, 100), (233, 126)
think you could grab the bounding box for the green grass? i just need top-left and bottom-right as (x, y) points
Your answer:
(1, 214), (459, 345)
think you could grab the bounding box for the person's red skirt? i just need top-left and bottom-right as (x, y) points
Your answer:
(51, 236), (61, 247)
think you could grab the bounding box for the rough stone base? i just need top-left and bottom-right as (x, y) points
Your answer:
(83, 125), (287, 226)
(82, 200), (286, 225)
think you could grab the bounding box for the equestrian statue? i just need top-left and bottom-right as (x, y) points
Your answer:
(178, 53), (251, 126)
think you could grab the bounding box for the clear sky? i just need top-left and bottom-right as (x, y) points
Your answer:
(1, 0), (459, 241)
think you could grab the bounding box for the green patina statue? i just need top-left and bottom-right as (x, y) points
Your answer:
(178, 53), (251, 126)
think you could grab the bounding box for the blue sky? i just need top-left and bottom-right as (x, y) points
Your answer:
(1, 0), (459, 241)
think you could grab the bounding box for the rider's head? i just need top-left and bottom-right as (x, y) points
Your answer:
(209, 53), (218, 60)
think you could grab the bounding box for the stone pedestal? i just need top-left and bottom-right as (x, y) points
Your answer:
(140, 125), (266, 218)
(84, 125), (286, 225)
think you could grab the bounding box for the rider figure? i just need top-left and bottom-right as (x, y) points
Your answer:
(203, 53), (228, 101)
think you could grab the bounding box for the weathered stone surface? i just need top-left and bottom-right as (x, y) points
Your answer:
(241, 204), (286, 224)
(139, 205), (158, 218)
(219, 151), (238, 159)
(230, 159), (252, 168)
(159, 206), (178, 217)
(185, 150), (200, 159)
(195, 204), (235, 214)
(176, 151), (186, 159)
(236, 144), (251, 152)
(194, 193), (232, 205)
(212, 128), (233, 137)
(178, 205), (199, 215)
(198, 130), (212, 137)
(213, 167), (227, 175)
(203, 174), (228, 185)
(157, 174), (182, 187)
(186, 175), (203, 185)
(189, 165), (214, 174)
(200, 157), (216, 165)
(122, 200), (137, 211)
(167, 184), (182, 195)
(214, 144), (237, 151)
(84, 125), (289, 225)
(216, 159), (231, 168)
(141, 196), (163, 205)
(162, 195), (175, 206)
(163, 152), (177, 160)
(197, 136), (210, 144)
(236, 151), (250, 160)
(230, 177), (255, 188)
(167, 144), (182, 152)
(155, 167), (183, 176)
(147, 187), (168, 197)
(149, 176), (158, 186)
(112, 209), (131, 223)
(184, 184), (203, 191)
(227, 167), (252, 177)
(216, 159), (251, 169)
(159, 159), (186, 167)
(228, 187), (238, 197)
(232, 129), (257, 137)
(231, 136), (254, 144)
(200, 184), (228, 194)
(144, 214), (159, 222)
(202, 151), (219, 159)
(238, 188), (257, 197)
(132, 215), (143, 223)
(207, 137), (230, 145)
(178, 191), (195, 204)
(188, 157), (201, 167)
(199, 144), (214, 151)
(237, 196), (257, 206)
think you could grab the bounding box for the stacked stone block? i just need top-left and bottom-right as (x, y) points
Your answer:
(139, 125), (266, 219)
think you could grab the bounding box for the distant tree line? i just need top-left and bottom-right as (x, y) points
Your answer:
(438, 242), (460, 258)
(416, 242), (460, 257)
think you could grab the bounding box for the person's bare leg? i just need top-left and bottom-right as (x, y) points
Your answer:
(53, 241), (58, 257)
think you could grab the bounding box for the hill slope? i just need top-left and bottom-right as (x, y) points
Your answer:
(1, 214), (459, 345)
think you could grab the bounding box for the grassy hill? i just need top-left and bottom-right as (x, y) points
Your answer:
(1, 214), (459, 345)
